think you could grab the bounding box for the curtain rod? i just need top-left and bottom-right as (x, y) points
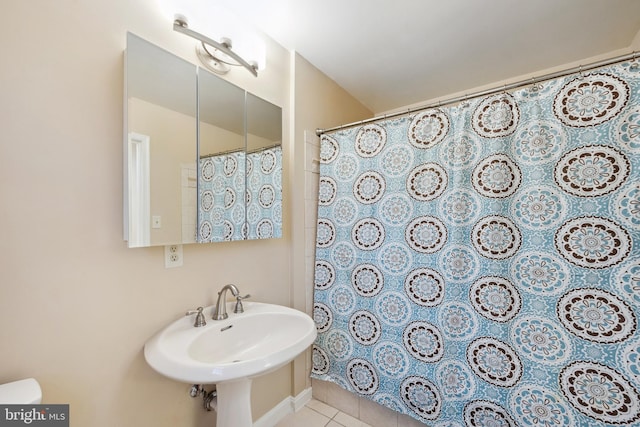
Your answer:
(316, 50), (638, 136)
(199, 143), (282, 159)
(200, 147), (243, 159)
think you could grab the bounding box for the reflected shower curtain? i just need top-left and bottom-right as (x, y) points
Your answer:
(312, 61), (640, 426)
(246, 146), (283, 239)
(198, 146), (282, 242)
(199, 151), (246, 242)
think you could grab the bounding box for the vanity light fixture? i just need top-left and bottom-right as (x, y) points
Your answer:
(173, 14), (260, 77)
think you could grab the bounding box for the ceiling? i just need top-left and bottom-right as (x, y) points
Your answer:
(219, 0), (640, 113)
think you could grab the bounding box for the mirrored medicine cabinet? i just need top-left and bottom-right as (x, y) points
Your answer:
(124, 33), (282, 248)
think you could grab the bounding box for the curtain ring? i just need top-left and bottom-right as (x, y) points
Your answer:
(630, 51), (639, 70)
(530, 77), (540, 92)
(461, 94), (470, 108)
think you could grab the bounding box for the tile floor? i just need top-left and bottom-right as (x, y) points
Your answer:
(276, 399), (371, 427)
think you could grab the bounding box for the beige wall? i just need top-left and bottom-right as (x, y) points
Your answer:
(129, 98), (197, 245)
(0, 1), (367, 427)
(200, 121), (244, 157)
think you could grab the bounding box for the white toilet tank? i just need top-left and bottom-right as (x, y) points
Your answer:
(0, 378), (42, 404)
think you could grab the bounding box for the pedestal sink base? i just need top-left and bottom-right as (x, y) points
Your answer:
(144, 302), (317, 426)
(215, 378), (253, 427)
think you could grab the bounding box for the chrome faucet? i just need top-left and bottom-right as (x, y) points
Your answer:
(185, 307), (206, 327)
(213, 284), (239, 320)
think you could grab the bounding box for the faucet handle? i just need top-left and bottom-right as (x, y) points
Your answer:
(186, 307), (206, 327)
(234, 294), (251, 314)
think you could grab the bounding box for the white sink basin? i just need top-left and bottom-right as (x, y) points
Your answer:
(144, 302), (317, 384)
(144, 301), (317, 427)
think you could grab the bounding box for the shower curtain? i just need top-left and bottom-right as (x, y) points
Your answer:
(198, 145), (282, 241)
(312, 61), (640, 426)
(199, 151), (246, 242)
(246, 145), (283, 239)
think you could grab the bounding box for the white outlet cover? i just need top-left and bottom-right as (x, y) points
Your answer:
(164, 244), (183, 268)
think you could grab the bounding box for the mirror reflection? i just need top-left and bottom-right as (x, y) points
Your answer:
(197, 71), (246, 242)
(125, 33), (197, 247)
(245, 94), (282, 239)
(124, 33), (283, 248)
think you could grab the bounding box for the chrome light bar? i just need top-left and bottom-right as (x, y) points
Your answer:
(173, 16), (258, 77)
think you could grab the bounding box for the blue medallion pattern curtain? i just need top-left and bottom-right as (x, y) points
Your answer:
(246, 145), (283, 239)
(198, 152), (246, 242)
(198, 145), (282, 242)
(312, 61), (640, 426)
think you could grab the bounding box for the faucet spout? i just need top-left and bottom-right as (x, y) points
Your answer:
(213, 284), (239, 320)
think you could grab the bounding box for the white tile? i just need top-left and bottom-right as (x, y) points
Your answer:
(397, 413), (429, 427)
(307, 288), (314, 314)
(312, 379), (328, 402)
(183, 190), (196, 206)
(304, 143), (319, 172)
(305, 198), (319, 227)
(358, 397), (397, 427)
(276, 406), (330, 427)
(325, 382), (359, 418)
(305, 130), (320, 146)
(183, 206), (196, 219)
(305, 169), (319, 198)
(306, 227), (319, 257)
(307, 398), (339, 418)
(334, 411), (372, 427)
(306, 225), (319, 248)
(305, 255), (316, 285)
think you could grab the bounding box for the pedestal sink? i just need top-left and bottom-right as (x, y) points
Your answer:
(144, 301), (317, 427)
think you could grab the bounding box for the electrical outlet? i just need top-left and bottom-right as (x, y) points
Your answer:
(164, 244), (183, 268)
